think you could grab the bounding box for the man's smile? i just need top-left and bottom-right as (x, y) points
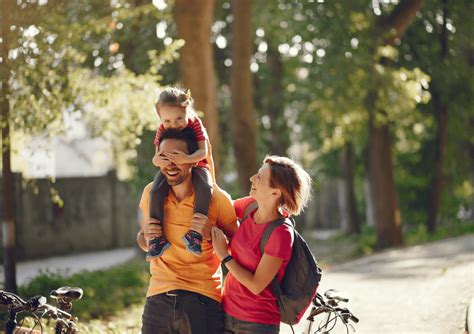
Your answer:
(164, 169), (180, 177)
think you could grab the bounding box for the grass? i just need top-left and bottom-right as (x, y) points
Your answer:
(330, 219), (474, 259)
(1, 258), (149, 333)
(17, 258), (149, 321)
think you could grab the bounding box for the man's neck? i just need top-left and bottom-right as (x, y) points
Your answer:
(170, 176), (194, 202)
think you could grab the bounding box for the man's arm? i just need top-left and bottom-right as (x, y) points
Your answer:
(215, 188), (238, 238)
(189, 188), (238, 240)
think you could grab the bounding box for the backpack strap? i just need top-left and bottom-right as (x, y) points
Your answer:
(260, 217), (295, 299)
(241, 200), (258, 222)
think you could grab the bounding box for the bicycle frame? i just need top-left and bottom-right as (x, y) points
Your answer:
(304, 290), (358, 334)
(1, 287), (82, 334)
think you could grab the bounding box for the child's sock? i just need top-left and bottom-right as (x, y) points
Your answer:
(182, 230), (202, 256)
(146, 236), (171, 260)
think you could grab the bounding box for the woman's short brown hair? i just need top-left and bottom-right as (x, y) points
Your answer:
(264, 155), (312, 216)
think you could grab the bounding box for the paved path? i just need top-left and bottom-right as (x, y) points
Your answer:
(282, 234), (474, 333)
(0, 247), (137, 286)
(2, 236), (473, 333)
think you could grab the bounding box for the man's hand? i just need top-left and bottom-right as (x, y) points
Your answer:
(143, 218), (163, 244)
(190, 213), (211, 240)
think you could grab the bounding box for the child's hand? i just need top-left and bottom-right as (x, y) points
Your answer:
(166, 150), (190, 164)
(152, 154), (170, 168)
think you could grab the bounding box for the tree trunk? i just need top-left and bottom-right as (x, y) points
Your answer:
(367, 0), (422, 248)
(339, 143), (361, 235)
(267, 45), (288, 156)
(426, 0), (448, 233)
(427, 95), (448, 232)
(230, 0), (258, 194)
(368, 123), (403, 247)
(1, 0), (17, 292)
(174, 0), (220, 173)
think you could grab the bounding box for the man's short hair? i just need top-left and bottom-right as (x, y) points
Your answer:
(158, 128), (198, 155)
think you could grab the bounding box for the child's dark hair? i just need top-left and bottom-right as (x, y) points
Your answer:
(159, 128), (198, 155)
(155, 87), (195, 116)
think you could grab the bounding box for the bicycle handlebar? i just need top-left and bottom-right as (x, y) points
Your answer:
(307, 289), (359, 330)
(325, 289), (349, 303)
(36, 302), (74, 321)
(1, 288), (80, 334)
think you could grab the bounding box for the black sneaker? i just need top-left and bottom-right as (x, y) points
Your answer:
(146, 236), (171, 260)
(182, 230), (203, 256)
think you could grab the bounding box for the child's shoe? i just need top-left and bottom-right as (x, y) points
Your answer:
(182, 230), (202, 256)
(146, 236), (171, 260)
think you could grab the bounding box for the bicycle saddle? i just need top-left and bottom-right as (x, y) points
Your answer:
(324, 289), (349, 302)
(50, 287), (83, 302)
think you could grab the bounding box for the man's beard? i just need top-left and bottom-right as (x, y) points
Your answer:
(165, 170), (190, 186)
(166, 176), (185, 186)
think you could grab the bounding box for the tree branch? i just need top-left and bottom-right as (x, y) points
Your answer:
(379, 0), (423, 46)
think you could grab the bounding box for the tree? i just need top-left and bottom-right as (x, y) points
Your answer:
(1, 0), (177, 289)
(339, 143), (361, 234)
(1, 0), (17, 293)
(230, 0), (258, 194)
(174, 0), (221, 172)
(425, 0), (449, 232)
(367, 0), (422, 248)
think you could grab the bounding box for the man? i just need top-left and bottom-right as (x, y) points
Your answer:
(137, 128), (238, 334)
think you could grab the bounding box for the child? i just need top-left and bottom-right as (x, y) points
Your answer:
(147, 87), (215, 260)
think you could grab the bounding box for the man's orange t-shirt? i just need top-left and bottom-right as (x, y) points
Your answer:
(139, 183), (238, 302)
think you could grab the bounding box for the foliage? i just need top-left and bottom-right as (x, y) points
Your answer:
(404, 220), (474, 246)
(3, 0), (472, 241)
(333, 225), (377, 257)
(14, 259), (148, 321)
(334, 220), (474, 258)
(5, 0), (179, 179)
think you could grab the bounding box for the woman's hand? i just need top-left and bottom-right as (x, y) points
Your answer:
(211, 227), (230, 260)
(143, 218), (162, 244)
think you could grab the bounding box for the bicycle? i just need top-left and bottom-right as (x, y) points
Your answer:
(0, 286), (83, 334)
(305, 289), (359, 334)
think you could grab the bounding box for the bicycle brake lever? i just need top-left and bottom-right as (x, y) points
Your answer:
(28, 295), (47, 310)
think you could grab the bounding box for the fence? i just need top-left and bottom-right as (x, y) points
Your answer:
(0, 171), (138, 261)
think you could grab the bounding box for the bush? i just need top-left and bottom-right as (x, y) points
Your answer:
(16, 259), (149, 321)
(405, 219), (474, 246)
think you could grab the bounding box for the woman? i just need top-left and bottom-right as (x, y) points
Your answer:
(212, 155), (312, 333)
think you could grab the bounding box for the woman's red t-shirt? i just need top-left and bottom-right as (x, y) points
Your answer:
(222, 197), (294, 325)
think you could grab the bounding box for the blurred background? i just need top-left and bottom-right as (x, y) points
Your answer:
(1, 0), (473, 331)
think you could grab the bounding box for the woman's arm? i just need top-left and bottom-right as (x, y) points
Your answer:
(212, 227), (283, 295)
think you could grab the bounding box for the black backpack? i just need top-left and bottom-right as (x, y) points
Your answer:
(242, 201), (323, 325)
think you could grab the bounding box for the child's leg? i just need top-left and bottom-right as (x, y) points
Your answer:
(182, 167), (213, 256)
(150, 171), (169, 223)
(147, 170), (171, 260)
(192, 167), (213, 216)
